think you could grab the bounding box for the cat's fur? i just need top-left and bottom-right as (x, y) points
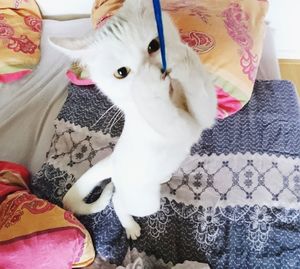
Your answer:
(50, 0), (217, 240)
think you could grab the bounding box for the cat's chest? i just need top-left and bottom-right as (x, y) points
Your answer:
(113, 131), (189, 182)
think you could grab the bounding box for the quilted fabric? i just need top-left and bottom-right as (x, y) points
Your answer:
(30, 80), (300, 268)
(0, 0), (42, 83)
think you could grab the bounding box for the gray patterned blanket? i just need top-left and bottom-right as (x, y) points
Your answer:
(31, 80), (300, 269)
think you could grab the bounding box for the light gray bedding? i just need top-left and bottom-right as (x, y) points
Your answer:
(0, 19), (92, 173)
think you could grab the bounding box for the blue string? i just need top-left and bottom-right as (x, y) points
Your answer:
(152, 0), (167, 72)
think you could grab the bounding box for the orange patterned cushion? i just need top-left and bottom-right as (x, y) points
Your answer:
(161, 0), (268, 118)
(0, 161), (95, 268)
(0, 0), (42, 83)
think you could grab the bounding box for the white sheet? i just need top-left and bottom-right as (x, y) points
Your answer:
(36, 0), (94, 18)
(0, 19), (92, 174)
(256, 24), (281, 80)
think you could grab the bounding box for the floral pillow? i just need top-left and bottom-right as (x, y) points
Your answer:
(68, 0), (268, 119)
(0, 161), (95, 269)
(161, 0), (269, 118)
(0, 0), (42, 83)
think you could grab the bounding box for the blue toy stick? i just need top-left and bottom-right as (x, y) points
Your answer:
(152, 0), (167, 73)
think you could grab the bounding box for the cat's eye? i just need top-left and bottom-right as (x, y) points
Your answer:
(148, 38), (160, 54)
(114, 67), (131, 79)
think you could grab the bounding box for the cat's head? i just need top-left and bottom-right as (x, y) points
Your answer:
(50, 0), (183, 110)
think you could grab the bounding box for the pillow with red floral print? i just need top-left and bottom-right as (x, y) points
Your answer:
(0, 161), (95, 269)
(0, 0), (42, 83)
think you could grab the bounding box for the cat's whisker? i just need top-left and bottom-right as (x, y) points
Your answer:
(91, 105), (116, 128)
(105, 109), (121, 131)
(112, 114), (124, 130)
(109, 111), (124, 133)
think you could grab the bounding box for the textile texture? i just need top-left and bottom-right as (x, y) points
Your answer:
(31, 80), (300, 268)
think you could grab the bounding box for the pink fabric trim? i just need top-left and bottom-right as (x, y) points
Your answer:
(0, 161), (30, 183)
(0, 70), (31, 83)
(0, 183), (23, 201)
(216, 86), (242, 119)
(66, 70), (94, 86)
(0, 228), (85, 269)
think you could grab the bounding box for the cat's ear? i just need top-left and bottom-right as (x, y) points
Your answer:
(49, 36), (92, 59)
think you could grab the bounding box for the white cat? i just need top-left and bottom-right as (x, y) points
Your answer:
(50, 0), (217, 240)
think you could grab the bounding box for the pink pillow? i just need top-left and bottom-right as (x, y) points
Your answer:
(0, 161), (95, 269)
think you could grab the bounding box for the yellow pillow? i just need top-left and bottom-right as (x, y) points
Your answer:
(0, 161), (95, 268)
(0, 0), (42, 83)
(70, 0), (268, 118)
(162, 0), (268, 118)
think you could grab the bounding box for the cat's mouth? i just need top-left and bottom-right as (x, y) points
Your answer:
(169, 79), (189, 113)
(160, 69), (189, 113)
(161, 68), (171, 80)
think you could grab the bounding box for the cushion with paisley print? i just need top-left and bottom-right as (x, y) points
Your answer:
(0, 161), (95, 269)
(0, 0), (42, 83)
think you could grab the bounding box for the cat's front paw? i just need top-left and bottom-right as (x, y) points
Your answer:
(125, 220), (141, 240)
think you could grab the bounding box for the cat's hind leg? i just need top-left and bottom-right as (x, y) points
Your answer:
(113, 193), (141, 240)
